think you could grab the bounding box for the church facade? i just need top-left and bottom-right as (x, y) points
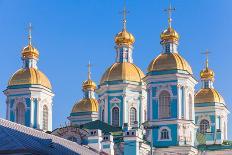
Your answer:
(2, 4), (232, 155)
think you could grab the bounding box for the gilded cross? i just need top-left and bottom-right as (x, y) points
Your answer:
(87, 61), (92, 80)
(164, 3), (176, 27)
(28, 23), (32, 45)
(120, 1), (129, 30)
(201, 50), (211, 68)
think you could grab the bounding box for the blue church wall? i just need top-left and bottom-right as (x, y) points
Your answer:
(171, 98), (177, 118)
(124, 140), (137, 154)
(152, 124), (178, 147)
(33, 99), (38, 128)
(25, 98), (31, 127)
(10, 110), (15, 122)
(152, 99), (158, 120)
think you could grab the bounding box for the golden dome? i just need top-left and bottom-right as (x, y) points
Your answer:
(160, 27), (179, 43)
(148, 53), (192, 74)
(71, 98), (98, 113)
(22, 44), (39, 60)
(200, 67), (215, 81)
(8, 68), (52, 89)
(195, 88), (224, 104)
(115, 29), (135, 46)
(82, 79), (97, 91)
(100, 62), (145, 84)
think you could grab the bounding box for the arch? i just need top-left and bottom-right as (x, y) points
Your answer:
(158, 127), (172, 141)
(42, 105), (49, 130)
(159, 90), (171, 118)
(16, 102), (25, 125)
(200, 119), (210, 133)
(130, 107), (137, 125)
(189, 94), (193, 120)
(102, 109), (105, 122)
(112, 107), (119, 126)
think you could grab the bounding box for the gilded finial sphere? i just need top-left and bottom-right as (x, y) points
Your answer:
(160, 27), (179, 43)
(22, 44), (39, 60)
(115, 29), (135, 46)
(82, 79), (97, 91)
(200, 67), (215, 81)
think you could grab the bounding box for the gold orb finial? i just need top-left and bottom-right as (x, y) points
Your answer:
(114, 2), (135, 46)
(82, 61), (97, 91)
(200, 50), (215, 81)
(160, 3), (179, 44)
(22, 23), (39, 60)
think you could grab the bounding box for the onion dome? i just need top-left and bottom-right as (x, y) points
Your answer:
(147, 53), (192, 74)
(200, 68), (214, 81)
(82, 79), (97, 91)
(195, 88), (224, 104)
(100, 62), (145, 84)
(8, 68), (52, 89)
(22, 44), (39, 60)
(71, 98), (98, 113)
(115, 29), (135, 46)
(160, 27), (179, 44)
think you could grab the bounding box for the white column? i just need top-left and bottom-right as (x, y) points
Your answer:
(123, 94), (127, 125)
(177, 84), (181, 119)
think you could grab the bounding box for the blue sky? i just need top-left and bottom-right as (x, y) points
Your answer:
(0, 0), (232, 138)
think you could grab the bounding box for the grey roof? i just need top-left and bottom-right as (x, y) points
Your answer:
(0, 118), (98, 155)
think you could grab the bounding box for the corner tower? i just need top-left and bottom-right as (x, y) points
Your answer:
(4, 24), (54, 131)
(144, 5), (198, 154)
(68, 62), (99, 126)
(97, 6), (147, 128)
(195, 52), (229, 145)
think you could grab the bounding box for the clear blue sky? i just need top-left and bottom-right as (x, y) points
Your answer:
(0, 0), (232, 138)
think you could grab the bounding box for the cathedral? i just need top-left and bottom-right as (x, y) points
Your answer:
(1, 4), (232, 155)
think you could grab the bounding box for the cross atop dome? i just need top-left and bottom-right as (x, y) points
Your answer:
(201, 50), (211, 69)
(28, 23), (32, 45)
(164, 3), (176, 28)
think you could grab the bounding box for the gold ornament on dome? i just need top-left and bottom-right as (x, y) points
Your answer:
(114, 3), (135, 46)
(82, 62), (97, 91)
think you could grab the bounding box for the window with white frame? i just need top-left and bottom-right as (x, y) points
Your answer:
(200, 119), (210, 133)
(160, 129), (169, 139)
(112, 107), (119, 126)
(16, 102), (25, 125)
(42, 105), (48, 130)
(102, 109), (104, 122)
(158, 127), (171, 141)
(159, 91), (171, 118)
(130, 107), (137, 125)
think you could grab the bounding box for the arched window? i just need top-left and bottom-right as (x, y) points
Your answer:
(200, 119), (210, 133)
(160, 129), (169, 140)
(42, 105), (48, 130)
(130, 107), (137, 125)
(112, 107), (119, 126)
(16, 103), (25, 125)
(102, 109), (105, 122)
(189, 94), (193, 120)
(159, 91), (171, 118)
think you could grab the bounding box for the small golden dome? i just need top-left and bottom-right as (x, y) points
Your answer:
(8, 68), (52, 89)
(160, 27), (179, 43)
(22, 44), (39, 60)
(71, 98), (98, 113)
(115, 29), (135, 46)
(100, 62), (145, 84)
(195, 88), (224, 104)
(200, 67), (215, 81)
(82, 79), (97, 91)
(148, 53), (192, 74)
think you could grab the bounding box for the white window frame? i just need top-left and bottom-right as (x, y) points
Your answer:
(111, 106), (120, 127)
